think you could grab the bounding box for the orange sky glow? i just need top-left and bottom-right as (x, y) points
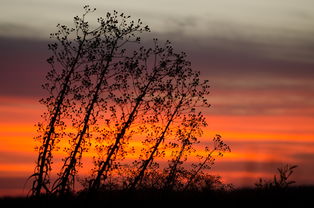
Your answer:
(1, 95), (313, 196)
(1, 0), (314, 197)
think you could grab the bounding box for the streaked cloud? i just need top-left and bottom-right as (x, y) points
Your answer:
(0, 0), (314, 194)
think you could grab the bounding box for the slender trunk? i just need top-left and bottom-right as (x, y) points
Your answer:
(54, 41), (117, 194)
(183, 149), (214, 191)
(164, 140), (187, 190)
(90, 71), (158, 191)
(33, 34), (86, 196)
(129, 97), (184, 190)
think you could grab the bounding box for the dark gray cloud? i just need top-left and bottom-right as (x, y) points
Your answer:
(1, 32), (313, 116)
(0, 37), (49, 98)
(213, 160), (314, 186)
(153, 33), (314, 79)
(212, 161), (284, 173)
(2, 34), (314, 93)
(293, 153), (314, 162)
(210, 96), (314, 116)
(0, 151), (36, 164)
(0, 177), (29, 189)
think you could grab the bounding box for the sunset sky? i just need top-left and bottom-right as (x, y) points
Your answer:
(1, 0), (314, 196)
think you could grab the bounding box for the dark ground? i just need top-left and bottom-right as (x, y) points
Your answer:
(1, 186), (313, 208)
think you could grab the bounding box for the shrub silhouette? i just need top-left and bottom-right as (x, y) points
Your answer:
(30, 5), (231, 196)
(255, 164), (298, 189)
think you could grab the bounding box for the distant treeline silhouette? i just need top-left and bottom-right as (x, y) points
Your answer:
(29, 5), (231, 196)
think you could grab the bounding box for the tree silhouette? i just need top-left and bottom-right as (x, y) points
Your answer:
(50, 10), (149, 195)
(30, 6), (96, 196)
(88, 40), (200, 191)
(126, 66), (214, 190)
(163, 113), (205, 191)
(30, 5), (230, 196)
(184, 135), (231, 191)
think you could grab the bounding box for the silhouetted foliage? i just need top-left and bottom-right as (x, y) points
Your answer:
(184, 135), (231, 191)
(255, 164), (298, 189)
(30, 5), (231, 196)
(50, 7), (150, 196)
(30, 5), (99, 196)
